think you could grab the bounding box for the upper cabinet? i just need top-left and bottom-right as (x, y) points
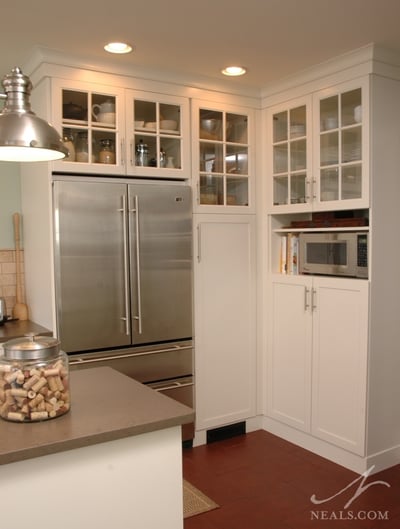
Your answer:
(125, 90), (190, 178)
(53, 78), (125, 175)
(267, 78), (369, 212)
(51, 79), (190, 178)
(192, 100), (255, 213)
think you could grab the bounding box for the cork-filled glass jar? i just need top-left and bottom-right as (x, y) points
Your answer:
(0, 334), (70, 422)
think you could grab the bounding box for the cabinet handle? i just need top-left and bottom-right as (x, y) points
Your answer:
(196, 181), (200, 204)
(305, 179), (311, 201)
(304, 287), (310, 311)
(129, 141), (134, 166)
(197, 224), (202, 263)
(120, 139), (125, 166)
(312, 287), (317, 311)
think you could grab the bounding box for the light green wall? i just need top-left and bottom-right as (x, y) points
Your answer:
(0, 162), (21, 248)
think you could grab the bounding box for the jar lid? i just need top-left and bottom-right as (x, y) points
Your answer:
(3, 333), (61, 360)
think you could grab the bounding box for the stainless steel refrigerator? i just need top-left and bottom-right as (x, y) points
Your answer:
(53, 176), (194, 440)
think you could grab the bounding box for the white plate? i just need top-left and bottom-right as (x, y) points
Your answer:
(135, 126), (156, 132)
(160, 128), (179, 135)
(93, 121), (116, 128)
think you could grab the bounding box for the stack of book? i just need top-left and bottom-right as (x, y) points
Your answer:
(279, 233), (299, 274)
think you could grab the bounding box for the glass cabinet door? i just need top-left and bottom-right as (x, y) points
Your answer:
(199, 108), (249, 207)
(272, 105), (308, 206)
(61, 88), (119, 167)
(318, 88), (362, 202)
(133, 100), (182, 170)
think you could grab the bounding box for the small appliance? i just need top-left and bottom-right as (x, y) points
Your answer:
(299, 231), (368, 278)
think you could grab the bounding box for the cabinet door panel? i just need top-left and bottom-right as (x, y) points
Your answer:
(267, 278), (313, 431)
(194, 216), (256, 430)
(312, 278), (368, 455)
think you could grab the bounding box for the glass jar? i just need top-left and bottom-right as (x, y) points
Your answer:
(99, 139), (115, 164)
(160, 147), (166, 168)
(63, 129), (76, 161)
(135, 139), (148, 166)
(75, 132), (89, 162)
(0, 334), (70, 422)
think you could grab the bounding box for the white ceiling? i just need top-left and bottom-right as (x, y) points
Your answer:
(2, 0), (400, 95)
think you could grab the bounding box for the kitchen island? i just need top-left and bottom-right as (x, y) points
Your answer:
(0, 367), (194, 529)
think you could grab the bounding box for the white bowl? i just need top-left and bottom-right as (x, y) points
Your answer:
(134, 120), (144, 128)
(145, 122), (157, 129)
(160, 120), (177, 131)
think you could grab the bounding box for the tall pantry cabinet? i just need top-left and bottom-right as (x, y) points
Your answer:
(191, 99), (258, 438)
(262, 50), (400, 473)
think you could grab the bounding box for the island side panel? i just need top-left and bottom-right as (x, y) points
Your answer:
(0, 425), (184, 529)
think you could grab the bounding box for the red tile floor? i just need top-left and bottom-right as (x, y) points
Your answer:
(182, 430), (400, 529)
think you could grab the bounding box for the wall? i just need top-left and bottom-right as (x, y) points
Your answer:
(0, 162), (22, 316)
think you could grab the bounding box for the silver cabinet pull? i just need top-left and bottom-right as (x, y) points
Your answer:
(197, 224), (202, 263)
(120, 138), (125, 166)
(119, 195), (130, 336)
(312, 287), (317, 311)
(304, 287), (311, 311)
(312, 178), (317, 200)
(130, 195), (143, 334)
(305, 179), (311, 201)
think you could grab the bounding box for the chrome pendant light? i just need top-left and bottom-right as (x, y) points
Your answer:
(0, 67), (68, 162)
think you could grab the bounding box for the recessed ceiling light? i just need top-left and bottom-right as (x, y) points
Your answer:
(104, 42), (133, 54)
(221, 66), (247, 77)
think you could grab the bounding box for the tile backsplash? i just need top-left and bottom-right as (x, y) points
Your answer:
(0, 249), (25, 317)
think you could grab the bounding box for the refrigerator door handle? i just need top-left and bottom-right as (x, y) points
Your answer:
(130, 195), (143, 334)
(120, 194), (131, 336)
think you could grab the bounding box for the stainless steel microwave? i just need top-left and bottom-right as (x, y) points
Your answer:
(299, 232), (368, 278)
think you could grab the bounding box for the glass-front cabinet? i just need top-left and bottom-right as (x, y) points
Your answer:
(125, 90), (189, 178)
(52, 79), (125, 175)
(270, 99), (310, 209)
(193, 100), (253, 212)
(51, 80), (189, 178)
(316, 86), (365, 205)
(267, 79), (368, 212)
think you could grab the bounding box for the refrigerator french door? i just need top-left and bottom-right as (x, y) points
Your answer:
(53, 177), (193, 353)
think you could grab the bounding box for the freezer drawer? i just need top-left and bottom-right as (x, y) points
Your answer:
(68, 342), (193, 383)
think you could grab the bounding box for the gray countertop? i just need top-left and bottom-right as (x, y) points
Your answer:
(0, 366), (194, 465)
(0, 319), (52, 343)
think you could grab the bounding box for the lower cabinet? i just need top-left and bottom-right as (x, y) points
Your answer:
(193, 214), (257, 431)
(267, 275), (368, 455)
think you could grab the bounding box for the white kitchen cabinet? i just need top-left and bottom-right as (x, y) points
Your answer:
(125, 89), (190, 178)
(193, 214), (257, 431)
(266, 78), (368, 212)
(51, 78), (126, 175)
(51, 79), (190, 178)
(263, 54), (400, 472)
(267, 275), (368, 455)
(267, 276), (313, 432)
(192, 100), (255, 213)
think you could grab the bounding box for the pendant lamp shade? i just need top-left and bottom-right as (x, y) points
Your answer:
(0, 67), (68, 162)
